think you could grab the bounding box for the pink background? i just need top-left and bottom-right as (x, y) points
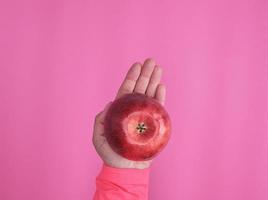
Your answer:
(1, 0), (268, 200)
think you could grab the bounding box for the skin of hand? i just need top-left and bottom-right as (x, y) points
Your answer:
(92, 58), (166, 169)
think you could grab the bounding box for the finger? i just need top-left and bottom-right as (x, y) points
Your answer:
(155, 84), (166, 105)
(116, 62), (142, 99)
(134, 58), (156, 94)
(145, 65), (162, 97)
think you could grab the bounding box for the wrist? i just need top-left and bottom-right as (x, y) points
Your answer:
(97, 163), (151, 185)
(103, 160), (152, 170)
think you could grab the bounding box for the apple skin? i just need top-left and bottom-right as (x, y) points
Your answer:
(104, 93), (171, 161)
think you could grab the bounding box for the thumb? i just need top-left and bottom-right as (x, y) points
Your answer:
(100, 101), (113, 120)
(94, 101), (113, 129)
(103, 101), (113, 112)
(93, 101), (113, 145)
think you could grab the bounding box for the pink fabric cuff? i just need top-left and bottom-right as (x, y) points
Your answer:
(97, 163), (150, 185)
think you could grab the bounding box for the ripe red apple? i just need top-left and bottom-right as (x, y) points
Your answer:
(104, 93), (171, 161)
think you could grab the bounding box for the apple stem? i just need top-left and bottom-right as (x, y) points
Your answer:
(136, 122), (147, 133)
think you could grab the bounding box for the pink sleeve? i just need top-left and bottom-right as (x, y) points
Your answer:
(93, 164), (150, 200)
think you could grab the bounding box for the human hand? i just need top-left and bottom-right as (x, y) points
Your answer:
(92, 58), (166, 169)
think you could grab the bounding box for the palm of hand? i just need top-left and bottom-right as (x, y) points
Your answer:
(92, 58), (166, 169)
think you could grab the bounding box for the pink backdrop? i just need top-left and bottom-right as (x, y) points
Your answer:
(1, 0), (268, 200)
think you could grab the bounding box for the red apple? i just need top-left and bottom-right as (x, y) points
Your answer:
(104, 93), (171, 161)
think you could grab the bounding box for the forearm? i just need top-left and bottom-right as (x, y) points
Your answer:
(93, 164), (150, 200)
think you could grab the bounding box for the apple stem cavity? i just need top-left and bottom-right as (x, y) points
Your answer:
(136, 122), (147, 133)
